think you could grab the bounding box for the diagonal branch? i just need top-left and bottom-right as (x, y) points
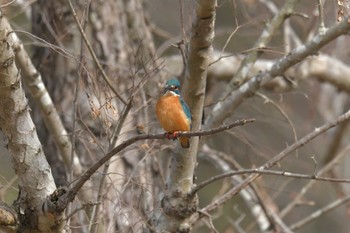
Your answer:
(0, 9), (58, 232)
(66, 0), (127, 105)
(89, 97), (133, 232)
(290, 194), (350, 231)
(280, 139), (350, 218)
(201, 109), (350, 214)
(8, 16), (84, 175)
(68, 118), (255, 199)
(50, 118), (254, 211)
(226, 0), (299, 89)
(182, 109), (350, 227)
(191, 168), (350, 195)
(206, 16), (350, 128)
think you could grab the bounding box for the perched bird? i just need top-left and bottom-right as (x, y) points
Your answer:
(156, 79), (192, 148)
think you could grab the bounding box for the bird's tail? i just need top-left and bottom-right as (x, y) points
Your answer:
(179, 137), (190, 148)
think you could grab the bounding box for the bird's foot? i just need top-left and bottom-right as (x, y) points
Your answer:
(165, 132), (172, 140)
(172, 131), (179, 140)
(165, 132), (179, 141)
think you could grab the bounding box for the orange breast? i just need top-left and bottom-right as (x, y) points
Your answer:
(156, 94), (191, 133)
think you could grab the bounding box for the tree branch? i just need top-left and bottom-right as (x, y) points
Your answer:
(191, 168), (350, 195)
(168, 52), (350, 94)
(53, 118), (254, 208)
(205, 16), (350, 128)
(226, 0), (299, 88)
(8, 16), (84, 175)
(290, 194), (350, 231)
(0, 9), (59, 232)
(175, 0), (217, 195)
(184, 108), (350, 226)
(201, 147), (273, 232)
(280, 142), (350, 218)
(89, 97), (133, 232)
(66, 0), (127, 105)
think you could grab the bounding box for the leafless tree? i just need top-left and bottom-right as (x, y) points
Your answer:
(1, 0), (350, 232)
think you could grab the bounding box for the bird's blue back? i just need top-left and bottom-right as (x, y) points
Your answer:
(180, 98), (191, 128)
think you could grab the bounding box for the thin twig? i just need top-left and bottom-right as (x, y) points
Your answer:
(205, 16), (350, 128)
(89, 97), (133, 233)
(256, 92), (298, 157)
(317, 0), (326, 33)
(280, 143), (350, 218)
(198, 210), (219, 233)
(11, 30), (75, 61)
(1, 0), (16, 7)
(323, 118), (350, 164)
(209, 24), (242, 67)
(120, 151), (150, 194)
(290, 194), (350, 231)
(310, 155), (317, 176)
(200, 109), (350, 215)
(66, 0), (127, 105)
(226, 0), (299, 88)
(9, 19), (83, 175)
(65, 202), (101, 221)
(201, 147), (272, 232)
(68, 0), (91, 229)
(65, 118), (254, 202)
(191, 168), (350, 195)
(0, 175), (18, 200)
(269, 211), (294, 233)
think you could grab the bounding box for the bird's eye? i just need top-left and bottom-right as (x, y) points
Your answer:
(169, 85), (179, 91)
(164, 85), (180, 93)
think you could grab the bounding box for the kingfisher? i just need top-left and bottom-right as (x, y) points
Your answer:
(156, 79), (192, 148)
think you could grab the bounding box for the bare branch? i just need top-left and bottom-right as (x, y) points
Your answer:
(197, 108), (350, 218)
(280, 143), (350, 218)
(8, 14), (84, 176)
(89, 98), (133, 232)
(197, 210), (219, 233)
(317, 0), (326, 33)
(226, 0), (299, 89)
(169, 52), (350, 94)
(177, 0), (217, 195)
(201, 147), (273, 232)
(256, 92), (298, 157)
(52, 118), (254, 208)
(290, 194), (350, 231)
(65, 0), (127, 105)
(0, 9), (59, 232)
(206, 16), (350, 128)
(191, 169), (350, 195)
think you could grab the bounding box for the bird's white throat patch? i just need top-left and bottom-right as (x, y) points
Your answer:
(165, 90), (180, 96)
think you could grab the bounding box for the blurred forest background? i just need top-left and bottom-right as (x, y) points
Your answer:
(1, 0), (350, 233)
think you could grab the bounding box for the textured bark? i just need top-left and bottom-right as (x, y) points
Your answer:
(2, 1), (350, 232)
(0, 9), (61, 233)
(181, 0), (217, 191)
(30, 0), (161, 232)
(151, 1), (217, 232)
(31, 0), (79, 187)
(87, 1), (160, 232)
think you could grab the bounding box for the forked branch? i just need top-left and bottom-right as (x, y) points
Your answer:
(51, 118), (255, 210)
